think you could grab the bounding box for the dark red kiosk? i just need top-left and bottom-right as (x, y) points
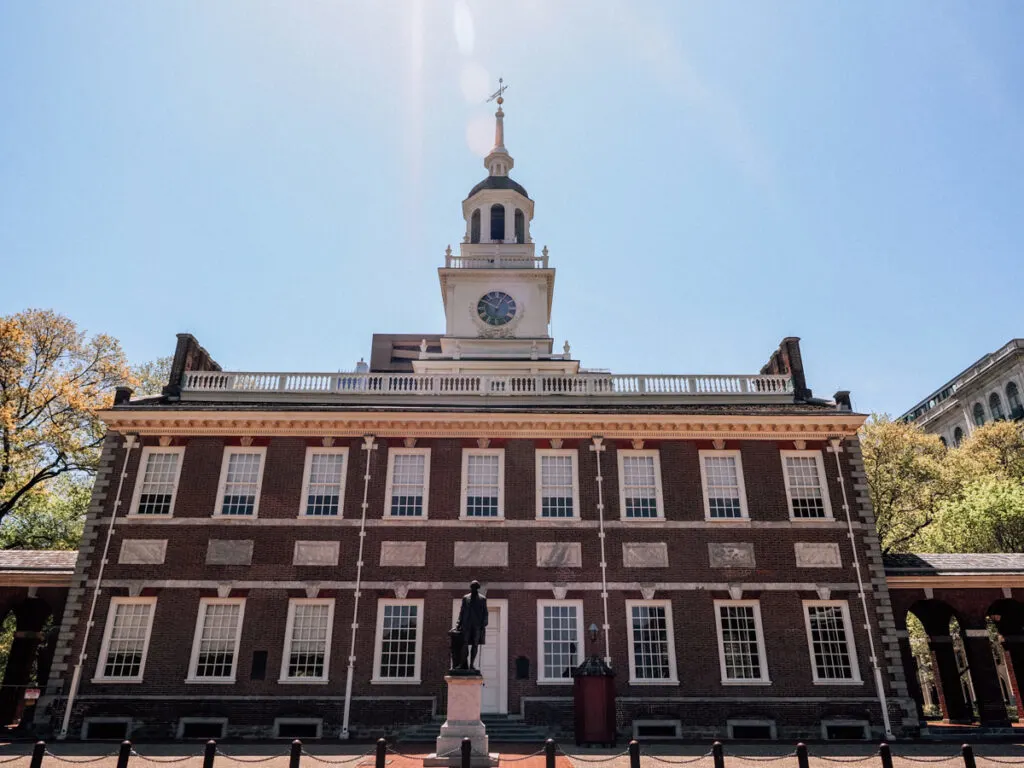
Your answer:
(572, 651), (616, 746)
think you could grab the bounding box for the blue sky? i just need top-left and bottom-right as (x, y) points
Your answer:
(2, 2), (1022, 416)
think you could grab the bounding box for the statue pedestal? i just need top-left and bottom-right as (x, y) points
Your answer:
(423, 675), (498, 767)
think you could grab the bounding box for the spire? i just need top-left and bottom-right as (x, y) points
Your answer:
(484, 78), (514, 178)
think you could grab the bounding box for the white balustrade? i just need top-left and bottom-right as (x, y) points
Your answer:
(180, 370), (792, 398)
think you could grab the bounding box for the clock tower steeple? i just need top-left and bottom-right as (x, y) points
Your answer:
(414, 83), (575, 375)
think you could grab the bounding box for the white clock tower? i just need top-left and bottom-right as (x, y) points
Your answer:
(413, 86), (577, 376)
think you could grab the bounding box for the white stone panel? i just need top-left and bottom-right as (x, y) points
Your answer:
(794, 542), (842, 568)
(622, 542), (669, 568)
(294, 541), (340, 567)
(205, 539), (254, 566)
(536, 542), (582, 568)
(380, 541), (427, 567)
(708, 543), (756, 569)
(118, 539), (167, 565)
(454, 541), (508, 567)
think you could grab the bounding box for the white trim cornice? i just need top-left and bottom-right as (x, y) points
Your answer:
(98, 410), (865, 440)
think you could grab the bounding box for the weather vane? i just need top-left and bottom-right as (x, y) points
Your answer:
(487, 77), (509, 105)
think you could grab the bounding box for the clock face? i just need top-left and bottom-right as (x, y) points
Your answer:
(476, 291), (517, 326)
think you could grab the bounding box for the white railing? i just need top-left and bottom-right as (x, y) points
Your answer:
(445, 253), (548, 269)
(181, 371), (793, 397)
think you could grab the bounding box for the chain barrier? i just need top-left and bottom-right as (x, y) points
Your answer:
(214, 751), (290, 764)
(0, 757), (28, 764)
(646, 752), (713, 765)
(385, 747), (427, 760)
(811, 756), (880, 764)
(492, 748), (547, 763)
(44, 753), (118, 764)
(726, 754), (797, 763)
(130, 751), (200, 764)
(557, 749), (630, 763)
(300, 750), (375, 765)
(891, 756), (962, 764)
(973, 758), (1024, 766)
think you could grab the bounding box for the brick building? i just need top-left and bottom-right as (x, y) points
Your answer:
(44, 97), (915, 742)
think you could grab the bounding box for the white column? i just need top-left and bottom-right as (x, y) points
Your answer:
(504, 202), (514, 242)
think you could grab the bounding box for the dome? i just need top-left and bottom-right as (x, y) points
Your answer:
(467, 175), (530, 200)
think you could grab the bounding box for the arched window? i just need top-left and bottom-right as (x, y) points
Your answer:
(1007, 382), (1021, 415)
(939, 436), (947, 447)
(990, 392), (1005, 420)
(490, 204), (505, 241)
(470, 210), (481, 244)
(514, 209), (525, 244)
(953, 427), (964, 446)
(973, 402), (986, 427)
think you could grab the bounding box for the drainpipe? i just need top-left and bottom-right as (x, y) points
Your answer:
(830, 437), (894, 740)
(340, 435), (377, 740)
(59, 434), (137, 740)
(589, 437), (611, 664)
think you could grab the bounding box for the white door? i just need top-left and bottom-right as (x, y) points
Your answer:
(452, 599), (507, 714)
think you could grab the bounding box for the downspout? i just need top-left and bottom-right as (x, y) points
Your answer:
(589, 437), (611, 664)
(59, 433), (137, 740)
(341, 435), (377, 740)
(830, 437), (894, 740)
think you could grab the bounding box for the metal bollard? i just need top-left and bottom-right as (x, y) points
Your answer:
(461, 737), (472, 768)
(289, 739), (302, 768)
(879, 743), (893, 768)
(30, 741), (45, 768)
(629, 740), (640, 768)
(796, 743), (809, 768)
(376, 738), (386, 768)
(203, 740), (217, 768)
(545, 739), (556, 768)
(712, 741), (724, 768)
(116, 740), (132, 768)
(961, 744), (976, 768)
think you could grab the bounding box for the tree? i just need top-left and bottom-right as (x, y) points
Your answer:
(0, 309), (131, 523)
(131, 355), (172, 398)
(860, 415), (949, 553)
(0, 475), (88, 550)
(921, 477), (1024, 553)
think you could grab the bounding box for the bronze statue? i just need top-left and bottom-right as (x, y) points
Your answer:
(451, 580), (488, 672)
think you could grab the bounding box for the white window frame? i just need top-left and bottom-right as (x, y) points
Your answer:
(713, 599), (770, 685)
(535, 449), (580, 520)
(279, 598), (334, 684)
(460, 448), (505, 520)
(384, 448), (431, 519)
(214, 447), (267, 518)
(780, 450), (833, 520)
(93, 596), (157, 683)
(371, 598), (424, 684)
(625, 599), (678, 685)
(176, 718), (228, 740)
(128, 446), (185, 517)
(186, 597), (246, 684)
(617, 449), (665, 520)
(298, 446), (349, 518)
(273, 718), (323, 740)
(536, 599), (584, 683)
(699, 450), (749, 520)
(802, 600), (862, 685)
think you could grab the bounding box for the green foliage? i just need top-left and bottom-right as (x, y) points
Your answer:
(863, 416), (1024, 554)
(0, 474), (89, 550)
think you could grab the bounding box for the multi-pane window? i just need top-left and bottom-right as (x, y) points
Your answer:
(462, 450), (504, 518)
(626, 600), (677, 683)
(536, 450), (579, 519)
(538, 601), (583, 682)
(300, 448), (348, 517)
(804, 601), (860, 683)
(96, 598), (156, 681)
(130, 448), (184, 516)
(700, 451), (748, 519)
(618, 450), (663, 519)
(385, 449), (430, 518)
(216, 448), (266, 517)
(715, 601), (769, 683)
(188, 599), (245, 681)
(373, 599), (423, 682)
(781, 451), (832, 519)
(280, 600), (333, 682)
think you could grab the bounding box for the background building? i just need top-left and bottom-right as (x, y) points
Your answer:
(900, 340), (1024, 445)
(42, 99), (914, 742)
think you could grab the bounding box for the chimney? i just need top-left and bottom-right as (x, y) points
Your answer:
(760, 336), (812, 401)
(163, 333), (222, 399)
(113, 386), (134, 406)
(834, 391), (852, 411)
